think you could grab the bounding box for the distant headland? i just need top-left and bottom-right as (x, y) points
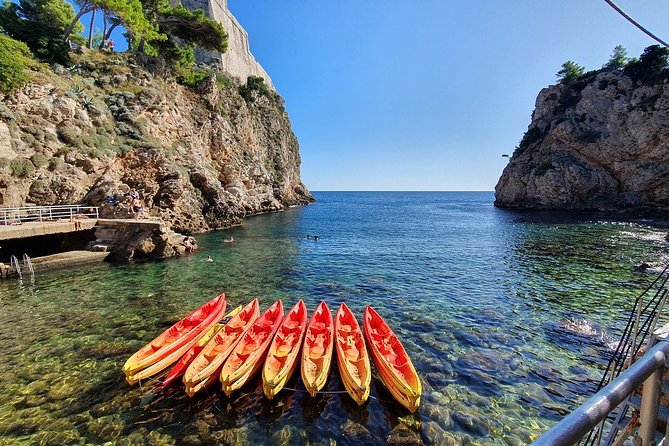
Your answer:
(495, 45), (669, 218)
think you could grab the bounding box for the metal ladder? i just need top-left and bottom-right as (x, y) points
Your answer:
(9, 255), (21, 280)
(582, 264), (669, 446)
(22, 254), (34, 282)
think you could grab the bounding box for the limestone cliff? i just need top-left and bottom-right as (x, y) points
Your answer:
(494, 70), (669, 212)
(0, 53), (313, 234)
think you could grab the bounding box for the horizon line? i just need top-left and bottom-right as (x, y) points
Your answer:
(309, 190), (495, 193)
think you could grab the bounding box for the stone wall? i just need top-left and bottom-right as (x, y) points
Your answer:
(180, 0), (275, 89)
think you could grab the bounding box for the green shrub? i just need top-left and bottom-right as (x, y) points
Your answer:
(514, 126), (544, 156)
(9, 158), (36, 177)
(56, 126), (82, 147)
(557, 61), (585, 83)
(624, 45), (669, 84)
(215, 72), (234, 89)
(0, 34), (34, 94)
(81, 134), (114, 157)
(603, 45), (628, 71)
(30, 152), (49, 168)
(178, 67), (210, 88)
(239, 75), (272, 103)
(0, 101), (15, 119)
(48, 156), (65, 171)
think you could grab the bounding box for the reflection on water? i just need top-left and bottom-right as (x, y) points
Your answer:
(0, 192), (666, 445)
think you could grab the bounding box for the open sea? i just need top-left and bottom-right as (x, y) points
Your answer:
(0, 191), (668, 445)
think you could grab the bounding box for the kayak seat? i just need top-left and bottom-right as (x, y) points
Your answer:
(310, 345), (325, 358)
(344, 346), (359, 360)
(285, 321), (300, 331)
(241, 343), (257, 355)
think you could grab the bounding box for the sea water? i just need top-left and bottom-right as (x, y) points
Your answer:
(0, 191), (667, 445)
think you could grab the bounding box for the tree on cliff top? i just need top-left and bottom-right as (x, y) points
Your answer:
(63, 0), (160, 48)
(602, 45), (629, 70)
(0, 0), (83, 64)
(624, 44), (669, 83)
(556, 61), (585, 83)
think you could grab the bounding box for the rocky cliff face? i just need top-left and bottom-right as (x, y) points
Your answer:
(0, 53), (313, 234)
(495, 70), (669, 211)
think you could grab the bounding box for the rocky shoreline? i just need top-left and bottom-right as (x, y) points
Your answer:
(0, 53), (313, 238)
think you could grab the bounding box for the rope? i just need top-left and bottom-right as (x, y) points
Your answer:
(603, 0), (669, 47)
(281, 386), (349, 394)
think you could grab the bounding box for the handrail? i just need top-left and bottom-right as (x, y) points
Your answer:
(531, 340), (669, 446)
(1, 205), (99, 225)
(10, 255), (21, 280)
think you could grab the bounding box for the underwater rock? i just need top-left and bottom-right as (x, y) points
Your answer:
(418, 335), (450, 353)
(452, 328), (482, 347)
(211, 427), (249, 445)
(425, 372), (454, 390)
(456, 349), (515, 374)
(193, 419), (211, 437)
(85, 341), (136, 359)
(424, 421), (458, 446)
(85, 414), (125, 441)
(270, 425), (294, 446)
(456, 369), (503, 397)
(422, 402), (453, 430)
(428, 391), (450, 406)
(451, 411), (490, 437)
(182, 435), (203, 445)
(387, 423), (422, 446)
(341, 420), (374, 443)
(35, 430), (81, 446)
(504, 435), (526, 446)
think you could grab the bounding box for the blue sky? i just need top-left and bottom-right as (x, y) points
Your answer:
(76, 1), (669, 191)
(225, 0), (669, 191)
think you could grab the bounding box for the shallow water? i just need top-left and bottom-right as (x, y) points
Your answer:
(0, 191), (667, 445)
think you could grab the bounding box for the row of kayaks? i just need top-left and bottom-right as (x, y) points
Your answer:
(122, 294), (422, 412)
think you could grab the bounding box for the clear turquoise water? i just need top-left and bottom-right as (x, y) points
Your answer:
(0, 191), (667, 445)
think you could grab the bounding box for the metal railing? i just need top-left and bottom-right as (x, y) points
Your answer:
(1, 205), (99, 225)
(532, 331), (669, 446)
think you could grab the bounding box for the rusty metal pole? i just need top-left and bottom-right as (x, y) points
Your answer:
(638, 361), (663, 445)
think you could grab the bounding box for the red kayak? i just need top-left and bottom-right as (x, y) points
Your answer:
(183, 299), (260, 396)
(123, 293), (227, 385)
(363, 305), (421, 412)
(301, 301), (334, 397)
(161, 305), (242, 389)
(335, 303), (371, 405)
(262, 300), (308, 399)
(220, 300), (284, 396)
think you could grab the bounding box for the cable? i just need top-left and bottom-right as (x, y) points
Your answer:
(603, 0), (669, 47)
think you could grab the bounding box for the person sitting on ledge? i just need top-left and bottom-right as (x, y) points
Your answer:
(131, 197), (144, 219)
(182, 236), (196, 252)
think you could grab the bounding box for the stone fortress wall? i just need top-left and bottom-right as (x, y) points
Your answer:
(179, 0), (275, 90)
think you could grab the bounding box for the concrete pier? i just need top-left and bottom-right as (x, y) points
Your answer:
(0, 219), (98, 241)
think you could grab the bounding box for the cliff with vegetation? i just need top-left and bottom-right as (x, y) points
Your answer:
(0, 51), (313, 233)
(495, 46), (669, 214)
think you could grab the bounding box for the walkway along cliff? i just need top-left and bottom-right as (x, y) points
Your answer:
(495, 46), (669, 215)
